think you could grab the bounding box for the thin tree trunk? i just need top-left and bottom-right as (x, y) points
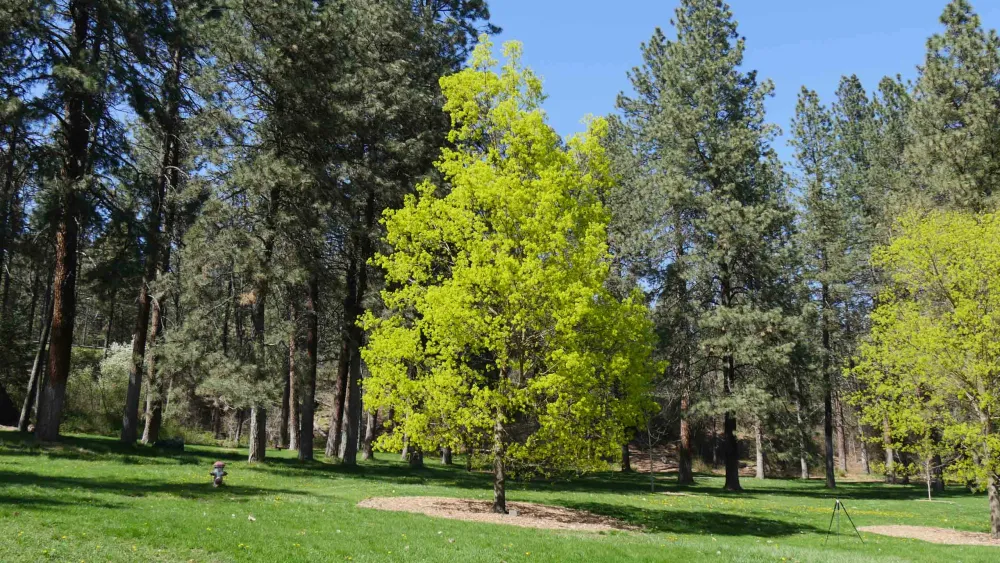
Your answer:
(678, 390), (694, 484)
(793, 374), (809, 479)
(298, 275), (318, 461)
(883, 416), (895, 483)
(19, 293), (54, 431)
(103, 298), (114, 357)
(755, 420), (765, 480)
(279, 341), (291, 449)
(340, 341), (363, 465)
(361, 411), (376, 461)
(492, 415), (507, 514)
(287, 302), (299, 451)
(141, 281), (167, 444)
(621, 442), (631, 473)
(325, 335), (351, 457)
(989, 473), (1000, 539)
(836, 392), (848, 473)
(859, 425), (871, 475)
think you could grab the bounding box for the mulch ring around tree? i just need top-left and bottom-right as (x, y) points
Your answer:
(357, 496), (638, 532)
(859, 525), (1000, 547)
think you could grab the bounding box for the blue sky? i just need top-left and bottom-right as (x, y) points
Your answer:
(489, 0), (1000, 163)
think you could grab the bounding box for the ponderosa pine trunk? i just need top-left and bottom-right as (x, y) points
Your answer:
(836, 393), (848, 473)
(325, 333), (351, 457)
(821, 279), (836, 489)
(339, 193), (374, 466)
(248, 406), (266, 463)
(279, 337), (291, 449)
(723, 355), (742, 492)
(298, 275), (318, 461)
(678, 391), (694, 484)
(340, 340), (363, 465)
(35, 1), (97, 442)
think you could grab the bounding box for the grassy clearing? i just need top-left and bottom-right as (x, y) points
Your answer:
(0, 430), (994, 562)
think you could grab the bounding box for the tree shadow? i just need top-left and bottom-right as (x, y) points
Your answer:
(0, 468), (304, 501)
(555, 499), (822, 537)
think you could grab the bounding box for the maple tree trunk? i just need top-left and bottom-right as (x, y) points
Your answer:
(440, 445), (451, 466)
(621, 442), (631, 473)
(492, 416), (507, 513)
(361, 411), (376, 461)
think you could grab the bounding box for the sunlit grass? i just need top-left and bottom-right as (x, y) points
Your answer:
(0, 430), (994, 562)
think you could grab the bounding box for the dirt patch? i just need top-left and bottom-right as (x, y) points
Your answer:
(860, 525), (1000, 547)
(357, 496), (636, 532)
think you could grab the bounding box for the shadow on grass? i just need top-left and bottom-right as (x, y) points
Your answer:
(0, 468), (303, 501)
(1, 430), (973, 504)
(557, 499), (822, 537)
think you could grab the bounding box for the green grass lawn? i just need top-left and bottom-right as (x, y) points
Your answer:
(0, 430), (995, 562)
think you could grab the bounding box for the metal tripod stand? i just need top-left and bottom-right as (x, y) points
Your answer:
(823, 499), (865, 545)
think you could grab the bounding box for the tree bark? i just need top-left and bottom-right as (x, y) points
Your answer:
(325, 336), (351, 458)
(989, 473), (1000, 539)
(19, 274), (53, 431)
(883, 416), (895, 483)
(248, 406), (266, 462)
(492, 415), (507, 514)
(279, 338), (291, 449)
(836, 392), (848, 473)
(723, 355), (742, 492)
(286, 303), (299, 451)
(441, 445), (451, 466)
(793, 374), (809, 479)
(678, 391), (694, 484)
(361, 410), (376, 461)
(298, 275), (318, 461)
(755, 420), (765, 480)
(621, 442), (631, 473)
(35, 1), (95, 442)
(821, 279), (836, 489)
(340, 341), (363, 465)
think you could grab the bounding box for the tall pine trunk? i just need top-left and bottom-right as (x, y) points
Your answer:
(35, 1), (98, 442)
(678, 391), (694, 484)
(836, 392), (848, 473)
(298, 275), (318, 461)
(248, 406), (266, 462)
(822, 280), (836, 489)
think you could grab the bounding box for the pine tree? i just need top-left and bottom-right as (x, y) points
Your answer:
(615, 0), (794, 492)
(907, 0), (1000, 212)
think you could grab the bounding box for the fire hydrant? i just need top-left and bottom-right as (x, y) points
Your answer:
(210, 461), (228, 487)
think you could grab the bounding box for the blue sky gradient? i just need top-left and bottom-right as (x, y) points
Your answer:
(489, 0), (1000, 163)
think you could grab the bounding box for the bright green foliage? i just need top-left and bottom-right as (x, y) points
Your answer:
(362, 38), (657, 504)
(907, 0), (1000, 212)
(853, 211), (1000, 533)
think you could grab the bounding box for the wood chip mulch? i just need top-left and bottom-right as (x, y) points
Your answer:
(859, 525), (1000, 547)
(357, 496), (637, 532)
